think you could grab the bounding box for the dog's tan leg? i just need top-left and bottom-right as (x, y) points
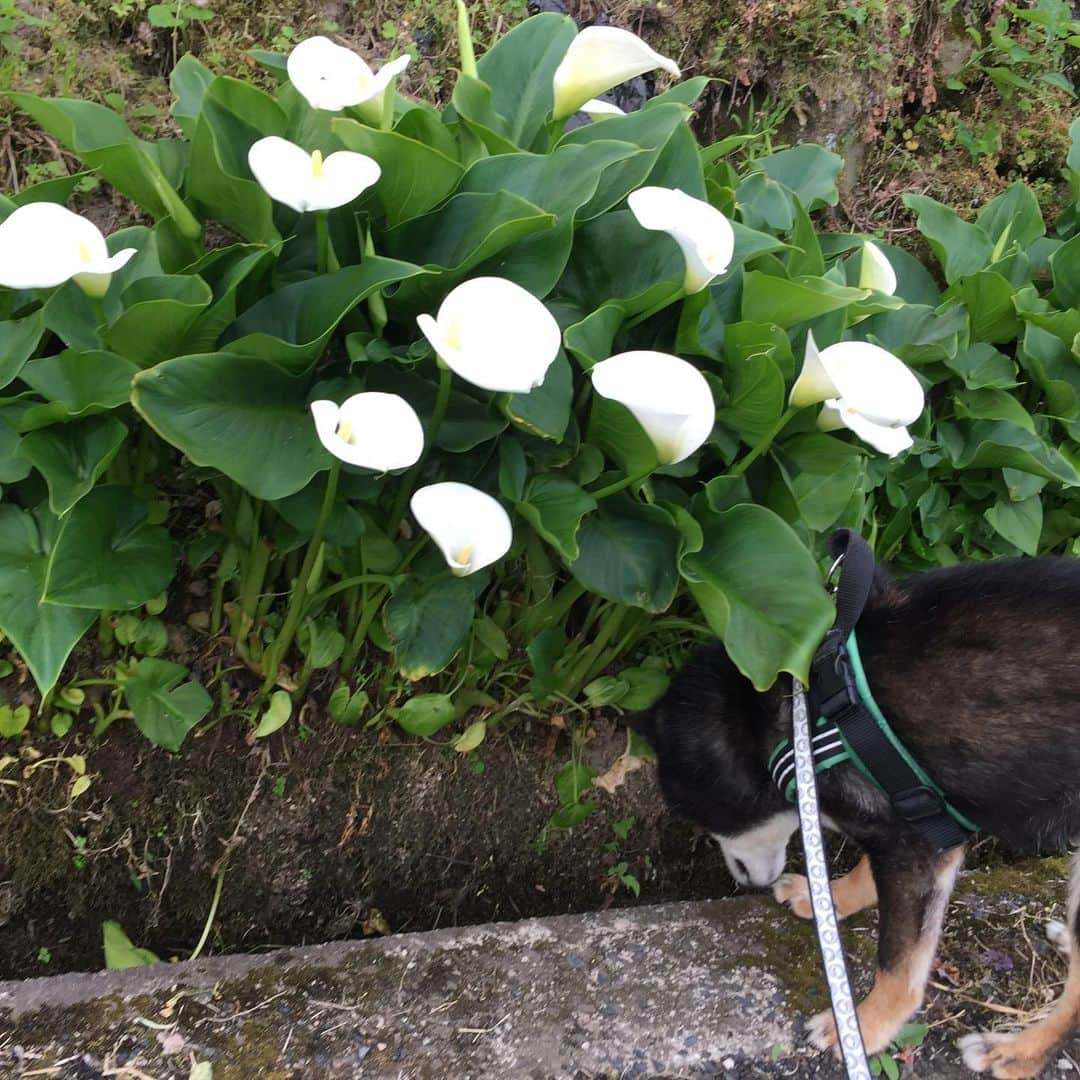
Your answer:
(960, 852), (1080, 1079)
(809, 845), (964, 1055)
(774, 854), (878, 920)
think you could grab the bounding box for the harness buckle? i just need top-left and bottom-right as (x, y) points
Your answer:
(892, 785), (947, 824)
(809, 632), (858, 720)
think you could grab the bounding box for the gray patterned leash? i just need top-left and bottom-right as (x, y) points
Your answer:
(791, 676), (872, 1080)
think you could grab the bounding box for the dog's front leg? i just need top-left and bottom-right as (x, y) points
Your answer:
(774, 854), (878, 920)
(808, 843), (964, 1056)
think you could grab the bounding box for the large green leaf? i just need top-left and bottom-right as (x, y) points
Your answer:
(681, 504), (834, 689)
(943, 343), (1019, 389)
(569, 497), (680, 612)
(503, 352), (573, 440)
(122, 658), (211, 751)
(975, 181), (1045, 250)
(0, 311), (45, 391)
(741, 271), (867, 328)
(938, 419), (1080, 485)
(0, 505), (94, 695)
(946, 272), (1019, 344)
(18, 415), (128, 514)
(903, 194), (993, 283)
(187, 76), (287, 244)
(43, 485), (176, 610)
(222, 259), (425, 373)
(475, 12), (576, 148)
(716, 350), (785, 443)
(518, 475), (596, 561)
(754, 144), (842, 211)
(333, 119), (463, 226)
(395, 693), (457, 737)
(170, 54), (215, 139)
(772, 434), (864, 531)
(985, 495), (1042, 556)
(132, 352), (325, 500)
(1050, 233), (1080, 310)
(384, 576), (476, 679)
(862, 304), (968, 366)
(104, 274), (213, 365)
(18, 349), (137, 430)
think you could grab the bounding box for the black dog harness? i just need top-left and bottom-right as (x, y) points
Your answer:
(769, 529), (977, 851)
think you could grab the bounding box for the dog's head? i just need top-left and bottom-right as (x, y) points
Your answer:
(631, 643), (796, 888)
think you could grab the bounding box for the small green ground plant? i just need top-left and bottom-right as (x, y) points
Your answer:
(0, 6), (1079, 760)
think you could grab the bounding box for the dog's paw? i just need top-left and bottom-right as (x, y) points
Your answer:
(958, 1031), (1046, 1079)
(773, 873), (813, 919)
(1045, 919), (1070, 954)
(806, 1008), (839, 1052)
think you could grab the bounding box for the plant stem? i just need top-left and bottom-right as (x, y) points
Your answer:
(315, 210), (332, 275)
(728, 404), (798, 476)
(260, 459), (340, 695)
(589, 468), (653, 500)
(188, 868), (225, 962)
(364, 226), (388, 335)
(387, 363), (452, 535)
(562, 603), (628, 700)
(624, 286), (685, 330)
(131, 422), (154, 488)
(456, 0), (478, 78)
(304, 573), (400, 614)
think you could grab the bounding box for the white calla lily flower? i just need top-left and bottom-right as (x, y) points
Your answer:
(859, 240), (897, 295)
(790, 334), (924, 458)
(287, 36), (411, 116)
(310, 393), (424, 471)
(410, 482), (513, 576)
(0, 202), (136, 297)
(248, 137), (380, 213)
(590, 350), (715, 465)
(552, 26), (680, 120)
(627, 186), (735, 293)
(416, 277), (562, 393)
(581, 98), (625, 120)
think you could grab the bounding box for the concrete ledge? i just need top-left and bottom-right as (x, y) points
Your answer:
(0, 897), (820, 1080)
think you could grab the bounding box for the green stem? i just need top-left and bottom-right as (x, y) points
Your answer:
(518, 577), (585, 641)
(364, 227), (388, 335)
(562, 604), (628, 699)
(261, 459), (340, 695)
(132, 422), (153, 488)
(728, 404), (798, 477)
(188, 868), (225, 962)
(589, 468), (653, 500)
(456, 0), (478, 78)
(387, 363), (452, 535)
(624, 286), (685, 330)
(314, 210), (332, 275)
(304, 573), (400, 615)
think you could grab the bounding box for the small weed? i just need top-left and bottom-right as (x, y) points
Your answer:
(36, 946), (51, 965)
(271, 775), (287, 796)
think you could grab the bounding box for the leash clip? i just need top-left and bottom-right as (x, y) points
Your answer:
(825, 551), (845, 594)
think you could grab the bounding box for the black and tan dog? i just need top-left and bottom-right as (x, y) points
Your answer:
(634, 555), (1080, 1078)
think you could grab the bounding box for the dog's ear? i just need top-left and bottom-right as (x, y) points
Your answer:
(624, 707), (658, 746)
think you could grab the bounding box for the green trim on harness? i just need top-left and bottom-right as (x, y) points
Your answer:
(771, 631), (979, 834)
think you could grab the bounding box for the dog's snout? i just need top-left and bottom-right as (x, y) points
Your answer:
(734, 858), (749, 882)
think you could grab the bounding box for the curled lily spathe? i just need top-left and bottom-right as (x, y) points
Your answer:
(310, 393), (424, 471)
(859, 240), (897, 295)
(581, 98), (625, 121)
(248, 137), (380, 213)
(0, 202), (136, 298)
(416, 277), (562, 394)
(790, 333), (924, 457)
(552, 26), (680, 121)
(627, 187), (735, 293)
(410, 482), (513, 576)
(590, 350), (715, 465)
(287, 36), (410, 120)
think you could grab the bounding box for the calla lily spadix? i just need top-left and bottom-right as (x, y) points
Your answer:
(248, 137), (380, 213)
(287, 36), (411, 116)
(552, 26), (680, 121)
(416, 277), (562, 394)
(627, 187), (735, 294)
(789, 333), (924, 457)
(0, 202), (136, 298)
(859, 240), (898, 296)
(410, 482), (513, 577)
(590, 350), (716, 465)
(310, 393), (424, 472)
(582, 98), (625, 121)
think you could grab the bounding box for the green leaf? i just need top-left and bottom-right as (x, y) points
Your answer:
(946, 272), (1019, 344)
(297, 619), (345, 669)
(954, 388), (1035, 432)
(619, 665), (670, 710)
(503, 352), (573, 440)
(18, 415), (128, 514)
(187, 76), (287, 244)
(0, 705), (31, 738)
(985, 495), (1042, 556)
(681, 504), (834, 689)
(104, 274), (213, 365)
(1050, 233), (1080, 310)
(453, 718), (487, 753)
(569, 497), (680, 612)
(555, 760), (595, 806)
(132, 352), (325, 500)
(169, 53), (214, 138)
(103, 920), (160, 969)
(518, 474), (597, 561)
(333, 120), (463, 226)
(43, 486), (175, 610)
(943, 343), (1019, 389)
(396, 693), (457, 737)
(328, 683), (368, 725)
(384, 576), (476, 679)
(0, 311), (46, 391)
(253, 690), (292, 737)
(939, 419), (1080, 485)
(0, 505), (94, 695)
(755, 144), (843, 211)
(122, 658), (211, 751)
(975, 181), (1044, 250)
(741, 272), (867, 328)
(863, 304), (968, 366)
(587, 394), (660, 476)
(18, 349), (139, 430)
(773, 434), (864, 531)
(903, 194), (993, 283)
(716, 350), (785, 442)
(223, 260), (426, 374)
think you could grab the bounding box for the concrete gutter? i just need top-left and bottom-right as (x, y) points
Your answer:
(0, 896), (824, 1080)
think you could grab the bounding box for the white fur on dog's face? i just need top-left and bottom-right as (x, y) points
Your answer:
(714, 810), (799, 887)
